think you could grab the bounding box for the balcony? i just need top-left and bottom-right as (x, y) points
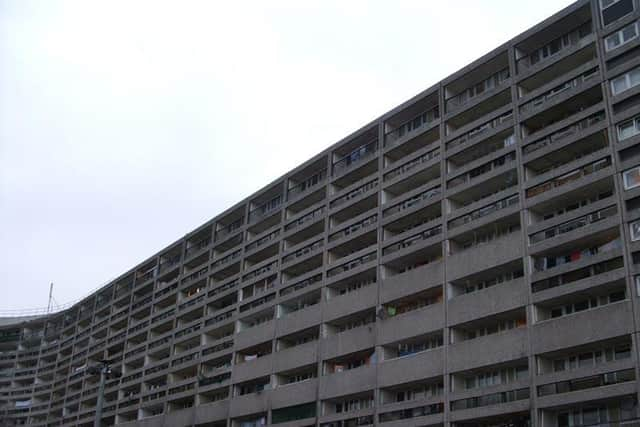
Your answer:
(270, 380), (318, 411)
(332, 139), (378, 177)
(447, 231), (522, 281)
(382, 185), (441, 219)
(529, 205), (618, 245)
(233, 353), (273, 384)
(519, 68), (599, 118)
(280, 273), (322, 298)
(276, 301), (321, 338)
(329, 178), (378, 212)
(327, 252), (376, 280)
(525, 157), (611, 201)
(272, 340), (318, 374)
(522, 111), (606, 158)
(447, 67), (510, 113)
(448, 193), (519, 231)
(381, 260), (443, 303)
(446, 111), (513, 154)
(450, 388), (529, 414)
(324, 280), (377, 321)
(211, 249), (241, 273)
(531, 255), (624, 298)
(321, 321), (376, 361)
(448, 277), (527, 326)
(538, 368), (635, 399)
(378, 347), (444, 389)
(531, 301), (632, 354)
(447, 151), (516, 192)
(282, 239), (323, 266)
(248, 195), (283, 225)
(385, 106), (439, 148)
(287, 168), (327, 201)
(449, 326), (528, 372)
(382, 224), (442, 259)
(284, 206), (325, 236)
(215, 218), (243, 242)
(378, 303), (444, 345)
(516, 21), (593, 74)
(319, 364), (376, 400)
(383, 146), (440, 185)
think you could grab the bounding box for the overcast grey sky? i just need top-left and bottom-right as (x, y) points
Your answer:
(0, 0), (575, 311)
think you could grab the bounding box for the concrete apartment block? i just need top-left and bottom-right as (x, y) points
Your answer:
(3, 0), (640, 426)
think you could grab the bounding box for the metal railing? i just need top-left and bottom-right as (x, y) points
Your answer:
(385, 106), (439, 147)
(333, 139), (378, 175)
(516, 21), (593, 72)
(446, 67), (510, 111)
(288, 168), (327, 198)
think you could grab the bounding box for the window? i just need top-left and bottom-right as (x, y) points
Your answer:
(631, 220), (640, 241)
(623, 166), (640, 189)
(549, 291), (626, 319)
(503, 134), (516, 147)
(611, 66), (640, 95)
(617, 116), (640, 141)
(605, 21), (640, 51)
(601, 0), (635, 26)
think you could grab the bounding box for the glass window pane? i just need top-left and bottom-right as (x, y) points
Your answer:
(612, 75), (629, 94)
(606, 33), (621, 50)
(618, 120), (636, 140)
(623, 167), (640, 189)
(631, 221), (640, 241)
(630, 68), (640, 87)
(622, 23), (639, 42)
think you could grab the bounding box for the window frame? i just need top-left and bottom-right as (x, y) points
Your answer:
(611, 66), (640, 95)
(605, 20), (639, 51)
(600, 0), (635, 26)
(630, 220), (640, 241)
(617, 116), (640, 141)
(623, 166), (640, 189)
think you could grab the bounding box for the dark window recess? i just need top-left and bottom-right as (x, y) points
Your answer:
(602, 0), (634, 26)
(271, 403), (316, 424)
(613, 93), (640, 117)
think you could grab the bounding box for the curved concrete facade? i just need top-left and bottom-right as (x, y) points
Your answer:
(4, 0), (640, 426)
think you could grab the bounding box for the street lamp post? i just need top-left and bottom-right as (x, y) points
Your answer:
(87, 360), (120, 427)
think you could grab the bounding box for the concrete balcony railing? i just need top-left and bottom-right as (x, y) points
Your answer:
(448, 326), (528, 372)
(383, 146), (440, 184)
(384, 106), (439, 148)
(448, 278), (527, 326)
(516, 21), (593, 74)
(287, 168), (327, 200)
(381, 261), (444, 303)
(531, 301), (632, 354)
(319, 364), (376, 399)
(320, 325), (376, 361)
(446, 110), (513, 153)
(248, 195), (283, 224)
(193, 400), (229, 425)
(446, 67), (510, 112)
(522, 110), (606, 158)
(229, 389), (269, 418)
(332, 140), (379, 177)
(378, 347), (444, 388)
(520, 68), (599, 117)
(323, 283), (377, 321)
(270, 378), (318, 409)
(233, 354), (273, 384)
(378, 304), (444, 345)
(447, 232), (523, 281)
(272, 341), (318, 374)
(276, 303), (321, 337)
